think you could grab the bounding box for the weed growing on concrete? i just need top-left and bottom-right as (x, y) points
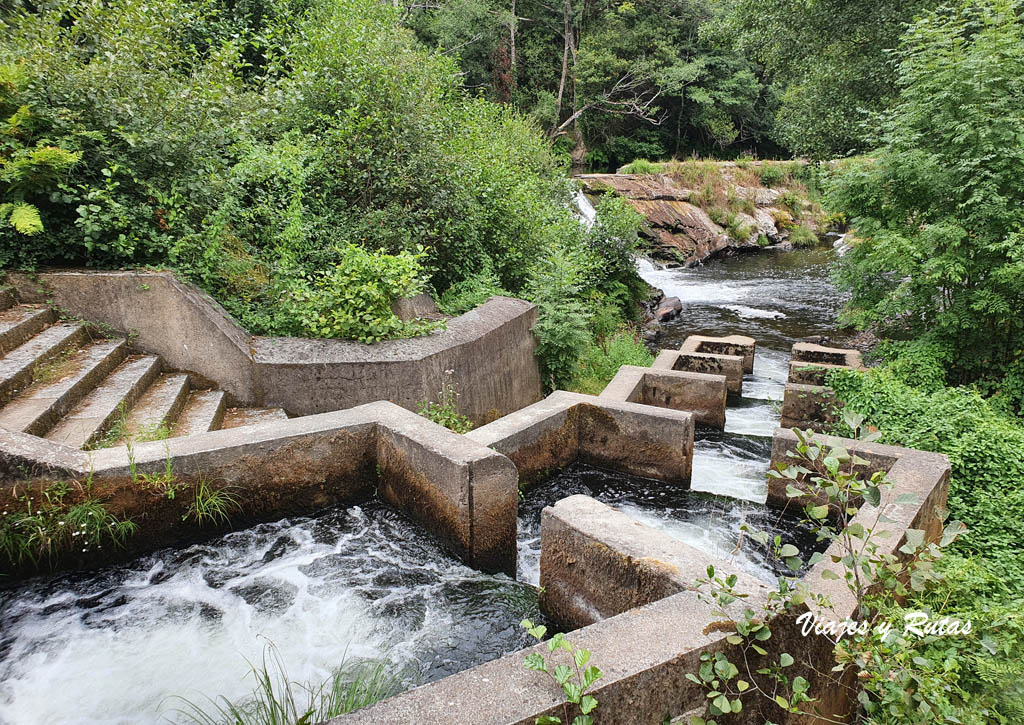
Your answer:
(521, 620), (602, 724)
(127, 442), (185, 499)
(90, 401), (172, 450)
(185, 477), (241, 527)
(417, 370), (473, 434)
(685, 414), (966, 724)
(30, 345), (78, 386)
(170, 643), (406, 724)
(0, 471), (137, 571)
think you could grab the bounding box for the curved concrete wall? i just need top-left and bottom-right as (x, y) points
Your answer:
(8, 270), (543, 423)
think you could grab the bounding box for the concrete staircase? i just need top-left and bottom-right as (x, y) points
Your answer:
(0, 294), (288, 450)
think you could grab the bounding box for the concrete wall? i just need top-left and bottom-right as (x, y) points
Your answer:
(681, 334), (756, 374)
(8, 270), (543, 424)
(779, 382), (839, 431)
(467, 391), (694, 489)
(0, 402), (520, 577)
(600, 365), (728, 429)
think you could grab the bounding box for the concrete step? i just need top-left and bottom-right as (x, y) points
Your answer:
(115, 373), (191, 445)
(173, 389), (227, 437)
(0, 339), (128, 436)
(0, 305), (55, 356)
(46, 355), (162, 449)
(0, 323), (89, 407)
(221, 406), (289, 430)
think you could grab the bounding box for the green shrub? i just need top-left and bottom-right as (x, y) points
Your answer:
(437, 267), (509, 315)
(828, 367), (1024, 599)
(0, 0), (646, 351)
(756, 164), (784, 186)
(271, 244), (440, 343)
(618, 158), (662, 174)
(568, 327), (653, 395)
(788, 223), (818, 247)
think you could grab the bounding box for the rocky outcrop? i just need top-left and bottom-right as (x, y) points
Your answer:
(578, 166), (824, 266)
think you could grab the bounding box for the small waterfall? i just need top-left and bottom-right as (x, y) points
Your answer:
(574, 189), (597, 229)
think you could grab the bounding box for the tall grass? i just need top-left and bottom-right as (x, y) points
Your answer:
(170, 645), (407, 725)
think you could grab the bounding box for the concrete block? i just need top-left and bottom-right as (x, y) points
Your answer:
(469, 391), (694, 489)
(791, 342), (863, 369)
(672, 350), (744, 394)
(600, 365), (727, 429)
(779, 382), (840, 432)
(788, 360), (852, 385)
(539, 495), (769, 629)
(681, 334), (756, 374)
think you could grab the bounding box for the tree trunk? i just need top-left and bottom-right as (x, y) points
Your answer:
(570, 126), (587, 175)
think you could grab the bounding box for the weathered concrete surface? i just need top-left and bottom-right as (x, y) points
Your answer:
(656, 349), (744, 394)
(8, 272), (543, 425)
(467, 391), (694, 489)
(9, 270), (259, 401)
(375, 408), (518, 574)
(540, 495), (769, 629)
(791, 342), (864, 369)
(600, 365), (728, 429)
(779, 382), (839, 431)
(681, 334), (756, 374)
(328, 586), (766, 725)
(1, 402), (519, 577)
(787, 360), (851, 386)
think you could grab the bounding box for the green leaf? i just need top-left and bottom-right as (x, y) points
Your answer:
(574, 649), (591, 669)
(780, 653), (794, 667)
(524, 652), (548, 672)
(7, 203), (43, 235)
(579, 695), (598, 714)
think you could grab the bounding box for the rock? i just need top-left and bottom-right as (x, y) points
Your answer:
(661, 296), (682, 312)
(754, 208), (780, 241)
(735, 186), (781, 206)
(732, 212), (761, 246)
(642, 327), (661, 343)
(654, 306), (678, 322)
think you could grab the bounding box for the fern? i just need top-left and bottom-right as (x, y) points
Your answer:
(3, 202), (43, 235)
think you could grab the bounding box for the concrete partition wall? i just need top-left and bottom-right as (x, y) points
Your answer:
(466, 391), (695, 488)
(8, 271), (543, 424)
(653, 347), (744, 394)
(599, 365), (728, 429)
(0, 402), (520, 576)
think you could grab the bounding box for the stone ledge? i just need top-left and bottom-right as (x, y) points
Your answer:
(654, 348), (744, 394)
(680, 334), (756, 374)
(1, 401), (519, 577)
(539, 495), (770, 629)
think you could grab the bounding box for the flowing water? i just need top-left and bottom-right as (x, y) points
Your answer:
(0, 249), (841, 724)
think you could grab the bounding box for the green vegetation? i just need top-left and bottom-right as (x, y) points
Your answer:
(828, 0), (1024, 412)
(0, 0), (649, 377)
(521, 620), (602, 725)
(0, 476), (136, 571)
(689, 422), (978, 723)
(185, 478), (242, 527)
(416, 370), (474, 434)
(566, 327), (653, 396)
(173, 645), (406, 724)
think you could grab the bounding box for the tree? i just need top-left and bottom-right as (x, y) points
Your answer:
(830, 0), (1024, 391)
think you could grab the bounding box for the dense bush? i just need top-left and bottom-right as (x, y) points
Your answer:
(827, 361), (1024, 722)
(0, 0), (647, 376)
(827, 1), (1024, 405)
(828, 365), (1024, 600)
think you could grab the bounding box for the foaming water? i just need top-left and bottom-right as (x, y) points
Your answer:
(517, 464), (818, 587)
(0, 503), (540, 725)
